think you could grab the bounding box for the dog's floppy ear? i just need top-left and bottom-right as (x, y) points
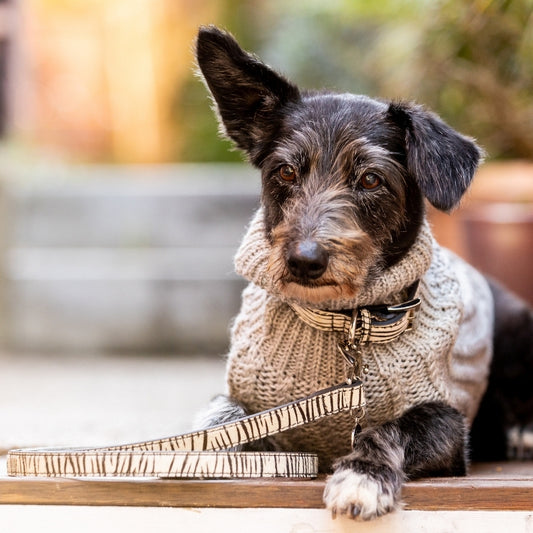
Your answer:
(388, 102), (483, 211)
(196, 26), (300, 157)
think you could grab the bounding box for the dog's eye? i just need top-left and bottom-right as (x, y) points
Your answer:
(360, 173), (382, 190)
(278, 165), (296, 182)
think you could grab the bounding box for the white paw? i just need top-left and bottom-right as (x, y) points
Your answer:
(323, 468), (399, 520)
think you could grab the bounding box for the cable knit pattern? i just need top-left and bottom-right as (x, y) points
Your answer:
(226, 209), (494, 471)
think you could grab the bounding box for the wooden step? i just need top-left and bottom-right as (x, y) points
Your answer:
(1, 462), (532, 511)
(2, 463), (532, 533)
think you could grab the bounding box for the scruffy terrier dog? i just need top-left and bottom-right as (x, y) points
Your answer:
(195, 26), (533, 520)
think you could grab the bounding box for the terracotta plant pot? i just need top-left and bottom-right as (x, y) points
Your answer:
(430, 161), (533, 306)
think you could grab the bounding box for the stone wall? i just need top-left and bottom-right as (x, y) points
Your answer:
(0, 164), (260, 354)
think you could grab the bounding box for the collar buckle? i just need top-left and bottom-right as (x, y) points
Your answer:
(385, 297), (421, 314)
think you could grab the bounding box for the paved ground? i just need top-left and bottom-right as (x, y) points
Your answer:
(0, 352), (226, 474)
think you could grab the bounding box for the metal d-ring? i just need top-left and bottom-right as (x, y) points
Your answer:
(348, 308), (360, 347)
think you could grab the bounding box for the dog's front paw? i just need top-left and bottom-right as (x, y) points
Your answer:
(323, 463), (403, 521)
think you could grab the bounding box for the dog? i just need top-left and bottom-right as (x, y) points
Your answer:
(194, 25), (533, 520)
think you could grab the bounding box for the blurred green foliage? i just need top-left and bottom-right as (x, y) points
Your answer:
(179, 0), (533, 161)
(416, 0), (533, 159)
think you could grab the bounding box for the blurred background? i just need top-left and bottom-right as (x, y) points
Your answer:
(0, 0), (531, 453)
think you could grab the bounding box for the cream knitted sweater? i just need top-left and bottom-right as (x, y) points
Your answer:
(226, 209), (494, 469)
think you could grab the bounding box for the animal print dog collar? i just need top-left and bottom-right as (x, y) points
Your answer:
(289, 281), (421, 348)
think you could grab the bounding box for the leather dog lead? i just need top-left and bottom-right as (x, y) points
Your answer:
(7, 380), (364, 479)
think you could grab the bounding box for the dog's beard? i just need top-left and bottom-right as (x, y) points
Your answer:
(280, 281), (360, 305)
(266, 236), (378, 306)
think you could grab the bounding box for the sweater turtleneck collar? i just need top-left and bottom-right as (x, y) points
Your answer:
(234, 208), (435, 311)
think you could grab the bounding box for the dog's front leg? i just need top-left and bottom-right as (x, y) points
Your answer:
(323, 402), (467, 520)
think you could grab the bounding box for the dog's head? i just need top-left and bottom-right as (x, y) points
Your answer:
(196, 26), (482, 305)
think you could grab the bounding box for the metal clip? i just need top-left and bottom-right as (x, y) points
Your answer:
(338, 342), (360, 384)
(338, 341), (368, 384)
(336, 308), (359, 383)
(350, 406), (366, 449)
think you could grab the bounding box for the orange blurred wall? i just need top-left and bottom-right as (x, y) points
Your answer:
(9, 0), (221, 163)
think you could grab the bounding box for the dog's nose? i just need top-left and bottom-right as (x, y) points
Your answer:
(287, 240), (329, 281)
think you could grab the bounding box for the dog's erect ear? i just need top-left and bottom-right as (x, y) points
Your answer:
(196, 26), (300, 157)
(388, 102), (483, 211)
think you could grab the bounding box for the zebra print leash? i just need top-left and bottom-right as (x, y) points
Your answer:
(7, 380), (365, 479)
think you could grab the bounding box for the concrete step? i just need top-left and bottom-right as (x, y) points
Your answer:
(9, 163), (259, 248)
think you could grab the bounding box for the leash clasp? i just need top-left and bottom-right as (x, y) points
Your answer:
(339, 309), (369, 449)
(350, 406), (365, 449)
(339, 308), (369, 383)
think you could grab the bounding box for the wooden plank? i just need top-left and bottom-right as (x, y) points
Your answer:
(403, 478), (533, 511)
(1, 463), (533, 510)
